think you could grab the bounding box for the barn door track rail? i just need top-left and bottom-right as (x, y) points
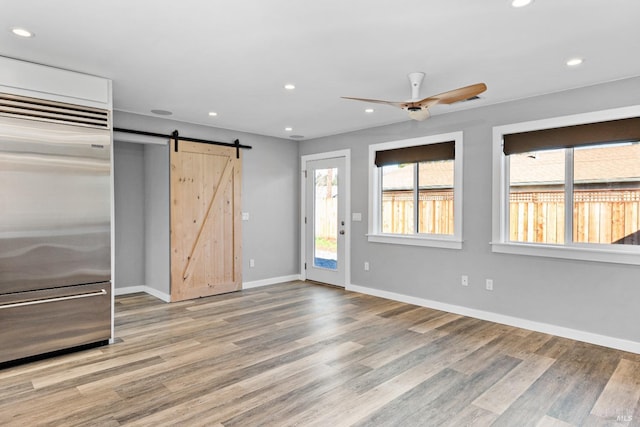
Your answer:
(114, 127), (251, 158)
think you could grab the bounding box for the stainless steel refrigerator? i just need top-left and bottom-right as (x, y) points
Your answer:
(0, 93), (112, 364)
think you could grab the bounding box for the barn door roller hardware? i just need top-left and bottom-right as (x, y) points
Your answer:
(114, 127), (251, 158)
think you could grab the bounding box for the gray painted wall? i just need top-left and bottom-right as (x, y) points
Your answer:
(112, 111), (300, 294)
(113, 141), (145, 288)
(143, 143), (170, 295)
(241, 132), (300, 281)
(300, 76), (640, 343)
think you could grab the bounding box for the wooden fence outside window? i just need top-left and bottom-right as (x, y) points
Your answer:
(510, 190), (640, 245)
(381, 190), (454, 235)
(379, 188), (640, 244)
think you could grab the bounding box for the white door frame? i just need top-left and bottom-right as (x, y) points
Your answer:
(300, 149), (351, 287)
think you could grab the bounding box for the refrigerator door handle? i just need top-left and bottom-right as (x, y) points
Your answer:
(0, 289), (107, 310)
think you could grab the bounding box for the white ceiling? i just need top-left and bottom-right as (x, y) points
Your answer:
(3, 0), (640, 140)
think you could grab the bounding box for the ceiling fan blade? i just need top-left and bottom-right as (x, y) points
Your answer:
(422, 83), (487, 105)
(412, 98), (441, 109)
(341, 96), (407, 109)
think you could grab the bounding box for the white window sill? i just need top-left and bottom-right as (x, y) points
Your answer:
(491, 241), (640, 265)
(368, 233), (463, 249)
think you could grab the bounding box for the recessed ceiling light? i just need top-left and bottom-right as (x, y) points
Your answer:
(284, 84), (296, 90)
(285, 127), (293, 132)
(208, 111), (218, 117)
(11, 27), (34, 38)
(566, 57), (584, 67)
(150, 109), (172, 116)
(365, 108), (374, 113)
(511, 0), (533, 7)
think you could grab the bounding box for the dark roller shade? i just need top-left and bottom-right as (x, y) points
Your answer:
(503, 116), (640, 155)
(374, 141), (455, 166)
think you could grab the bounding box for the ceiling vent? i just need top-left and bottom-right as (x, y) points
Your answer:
(0, 93), (110, 129)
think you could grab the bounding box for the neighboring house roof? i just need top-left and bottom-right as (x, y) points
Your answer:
(382, 143), (640, 190)
(511, 142), (640, 185)
(382, 161), (454, 190)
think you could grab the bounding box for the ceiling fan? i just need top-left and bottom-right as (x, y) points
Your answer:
(342, 72), (487, 121)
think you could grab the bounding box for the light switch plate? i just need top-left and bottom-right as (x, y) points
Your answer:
(486, 279), (493, 291)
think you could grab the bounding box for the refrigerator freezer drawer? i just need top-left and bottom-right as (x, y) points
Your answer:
(0, 282), (111, 364)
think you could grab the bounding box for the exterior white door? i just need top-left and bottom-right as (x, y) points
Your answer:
(304, 156), (347, 286)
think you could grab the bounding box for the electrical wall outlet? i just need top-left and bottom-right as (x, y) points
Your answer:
(250, 259), (255, 268)
(364, 261), (370, 271)
(486, 279), (493, 291)
(461, 275), (469, 286)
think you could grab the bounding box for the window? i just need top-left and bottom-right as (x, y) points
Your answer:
(369, 132), (463, 249)
(508, 148), (565, 244)
(492, 107), (640, 264)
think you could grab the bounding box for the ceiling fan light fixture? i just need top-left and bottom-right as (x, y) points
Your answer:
(407, 108), (430, 121)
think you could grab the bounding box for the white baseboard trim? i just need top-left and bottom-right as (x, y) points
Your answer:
(114, 275), (302, 303)
(115, 286), (171, 303)
(243, 274), (302, 289)
(114, 286), (145, 296)
(346, 284), (640, 355)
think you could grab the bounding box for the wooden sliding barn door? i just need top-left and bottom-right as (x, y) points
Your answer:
(170, 140), (242, 302)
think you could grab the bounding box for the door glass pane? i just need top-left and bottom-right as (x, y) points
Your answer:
(381, 163), (415, 234)
(509, 149), (565, 243)
(314, 168), (338, 270)
(573, 142), (640, 245)
(418, 159), (454, 235)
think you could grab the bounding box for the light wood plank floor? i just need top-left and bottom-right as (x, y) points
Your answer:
(1, 281), (640, 426)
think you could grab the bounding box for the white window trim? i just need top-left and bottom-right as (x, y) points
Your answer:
(368, 132), (463, 249)
(491, 105), (640, 265)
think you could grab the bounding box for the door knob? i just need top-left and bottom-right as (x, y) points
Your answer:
(339, 230), (345, 235)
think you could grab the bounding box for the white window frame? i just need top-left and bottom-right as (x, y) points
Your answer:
(368, 132), (463, 249)
(491, 105), (640, 265)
